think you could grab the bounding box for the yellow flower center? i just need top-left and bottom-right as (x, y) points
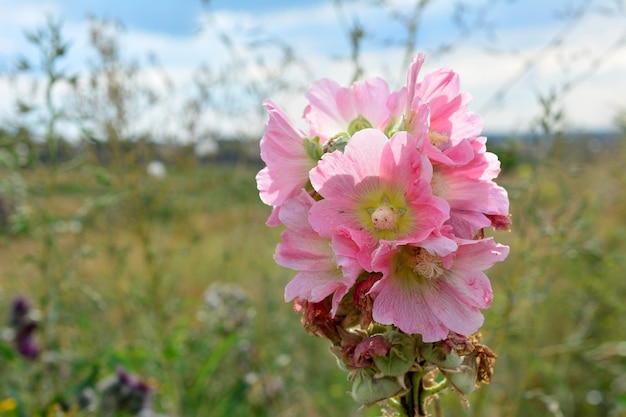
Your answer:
(355, 183), (413, 240)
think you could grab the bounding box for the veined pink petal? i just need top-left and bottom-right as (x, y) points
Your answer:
(424, 137), (474, 167)
(418, 67), (460, 104)
(332, 228), (366, 283)
(450, 238), (510, 272)
(405, 53), (426, 117)
(442, 269), (493, 310)
(304, 78), (392, 141)
(265, 205), (282, 227)
(257, 99), (316, 208)
(428, 135), (509, 237)
(437, 165), (509, 215)
(415, 68), (483, 144)
(371, 268), (449, 341)
(379, 131), (426, 190)
(337, 78), (392, 128)
(446, 210), (492, 239)
(303, 79), (346, 139)
(277, 191), (361, 316)
(422, 278), (485, 337)
(275, 231), (332, 271)
(285, 271), (344, 303)
(433, 150), (509, 219)
(387, 87), (407, 122)
(310, 129), (388, 199)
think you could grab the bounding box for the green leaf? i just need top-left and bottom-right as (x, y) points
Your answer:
(0, 341), (17, 362)
(190, 332), (239, 398)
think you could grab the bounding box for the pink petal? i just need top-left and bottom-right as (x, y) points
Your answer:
(372, 275), (449, 342)
(422, 279), (485, 337)
(304, 78), (392, 141)
(257, 100), (315, 207)
(452, 238), (510, 272)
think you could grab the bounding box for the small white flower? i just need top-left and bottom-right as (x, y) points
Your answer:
(147, 161), (166, 178)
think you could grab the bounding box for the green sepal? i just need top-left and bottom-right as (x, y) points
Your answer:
(446, 352), (478, 394)
(419, 342), (463, 369)
(351, 367), (404, 406)
(373, 331), (416, 376)
(384, 115), (406, 137)
(347, 115), (373, 135)
(324, 133), (350, 153)
(305, 136), (323, 161)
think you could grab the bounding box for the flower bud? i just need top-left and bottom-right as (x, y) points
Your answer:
(351, 368), (404, 406)
(446, 353), (478, 395)
(420, 342), (462, 369)
(372, 331), (416, 376)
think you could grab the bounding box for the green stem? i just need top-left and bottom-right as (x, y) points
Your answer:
(413, 372), (422, 415)
(396, 372), (449, 417)
(396, 370), (427, 417)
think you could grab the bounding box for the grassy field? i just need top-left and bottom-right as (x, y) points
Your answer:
(1, 135), (626, 417)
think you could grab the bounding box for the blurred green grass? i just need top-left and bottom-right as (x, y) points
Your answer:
(1, 136), (626, 416)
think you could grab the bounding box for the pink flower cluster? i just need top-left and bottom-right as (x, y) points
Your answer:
(257, 53), (510, 343)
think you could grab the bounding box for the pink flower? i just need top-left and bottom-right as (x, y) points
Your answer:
(256, 99), (318, 224)
(258, 51), (512, 353)
(370, 235), (509, 342)
(430, 137), (510, 238)
(277, 190), (362, 315)
(308, 128), (449, 270)
(389, 53), (482, 164)
(304, 78), (393, 142)
(413, 66), (483, 146)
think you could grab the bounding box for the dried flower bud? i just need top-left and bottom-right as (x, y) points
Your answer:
(352, 273), (382, 328)
(474, 342), (497, 385)
(445, 337), (497, 395)
(354, 335), (390, 362)
(442, 332), (475, 356)
(295, 298), (342, 345)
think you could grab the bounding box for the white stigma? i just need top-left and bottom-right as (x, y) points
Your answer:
(370, 206), (399, 231)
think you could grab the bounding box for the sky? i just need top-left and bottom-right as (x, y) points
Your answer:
(0, 0), (625, 140)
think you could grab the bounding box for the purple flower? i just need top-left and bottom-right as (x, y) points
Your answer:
(8, 296), (40, 360)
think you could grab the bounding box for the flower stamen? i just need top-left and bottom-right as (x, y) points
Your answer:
(430, 171), (449, 199)
(428, 130), (449, 148)
(408, 247), (444, 279)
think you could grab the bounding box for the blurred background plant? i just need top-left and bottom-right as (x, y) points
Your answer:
(0, 0), (625, 416)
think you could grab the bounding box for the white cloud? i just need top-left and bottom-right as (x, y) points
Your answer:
(1, 0), (625, 141)
(0, 2), (63, 56)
